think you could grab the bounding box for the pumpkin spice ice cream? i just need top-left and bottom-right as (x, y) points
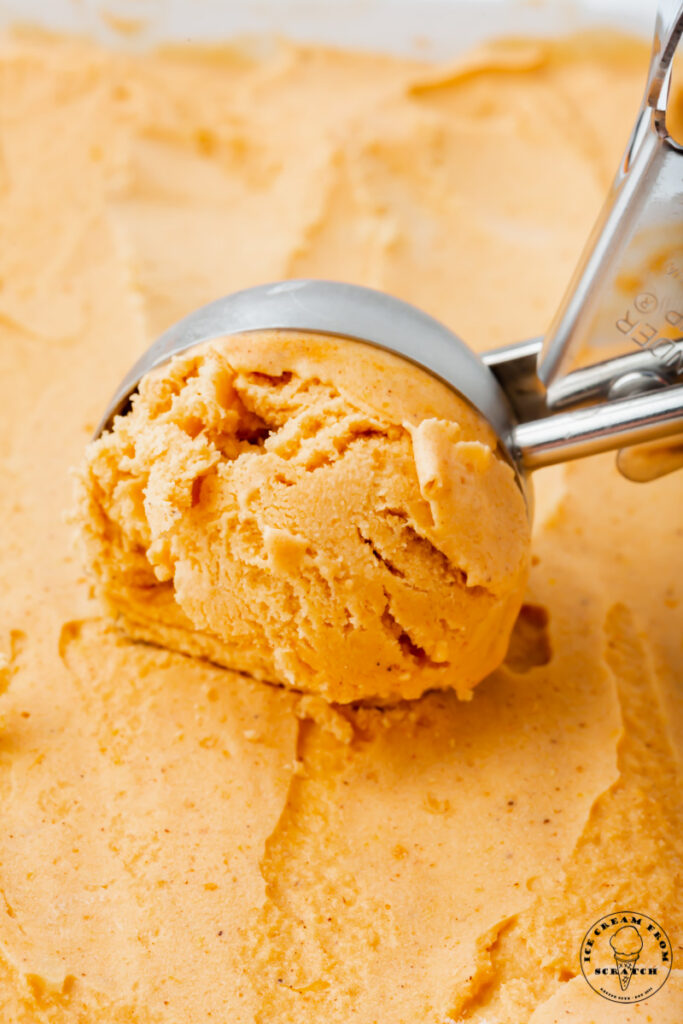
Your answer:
(0, 24), (681, 1024)
(77, 330), (529, 703)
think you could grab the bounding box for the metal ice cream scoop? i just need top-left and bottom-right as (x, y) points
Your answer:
(96, 1), (683, 507)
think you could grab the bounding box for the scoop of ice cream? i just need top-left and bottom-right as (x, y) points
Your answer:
(610, 926), (643, 956)
(76, 330), (530, 703)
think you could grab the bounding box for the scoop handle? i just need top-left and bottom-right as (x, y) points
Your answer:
(511, 381), (683, 471)
(484, 335), (683, 474)
(497, 1), (683, 478)
(537, 0), (683, 387)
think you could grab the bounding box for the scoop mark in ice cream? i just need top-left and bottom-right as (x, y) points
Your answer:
(76, 330), (530, 703)
(503, 602), (552, 672)
(580, 912), (673, 1003)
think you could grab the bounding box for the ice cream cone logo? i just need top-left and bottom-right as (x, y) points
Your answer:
(579, 911), (673, 1003)
(610, 926), (643, 991)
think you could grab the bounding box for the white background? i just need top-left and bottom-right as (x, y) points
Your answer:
(0, 0), (660, 54)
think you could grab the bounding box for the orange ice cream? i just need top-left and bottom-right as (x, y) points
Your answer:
(77, 331), (529, 703)
(0, 25), (681, 1024)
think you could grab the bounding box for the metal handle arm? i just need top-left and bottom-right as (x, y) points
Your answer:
(511, 382), (683, 470)
(538, 1), (683, 387)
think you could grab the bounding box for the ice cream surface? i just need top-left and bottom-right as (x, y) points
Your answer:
(0, 23), (682, 1024)
(78, 330), (529, 703)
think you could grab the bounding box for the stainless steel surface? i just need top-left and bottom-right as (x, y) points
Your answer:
(545, 340), (682, 409)
(511, 382), (683, 470)
(536, 0), (683, 481)
(95, 1), (683, 505)
(538, 0), (683, 387)
(481, 338), (546, 422)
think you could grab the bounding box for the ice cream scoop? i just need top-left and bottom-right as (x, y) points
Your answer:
(79, 331), (529, 703)
(95, 2), (683, 493)
(81, 2), (682, 703)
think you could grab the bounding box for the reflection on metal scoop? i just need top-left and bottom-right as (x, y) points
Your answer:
(538, 0), (683, 481)
(95, 1), (683, 504)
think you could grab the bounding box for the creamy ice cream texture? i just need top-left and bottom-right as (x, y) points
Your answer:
(78, 330), (529, 703)
(0, 25), (681, 1024)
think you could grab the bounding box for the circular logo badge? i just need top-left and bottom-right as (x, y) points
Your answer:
(580, 912), (673, 1003)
